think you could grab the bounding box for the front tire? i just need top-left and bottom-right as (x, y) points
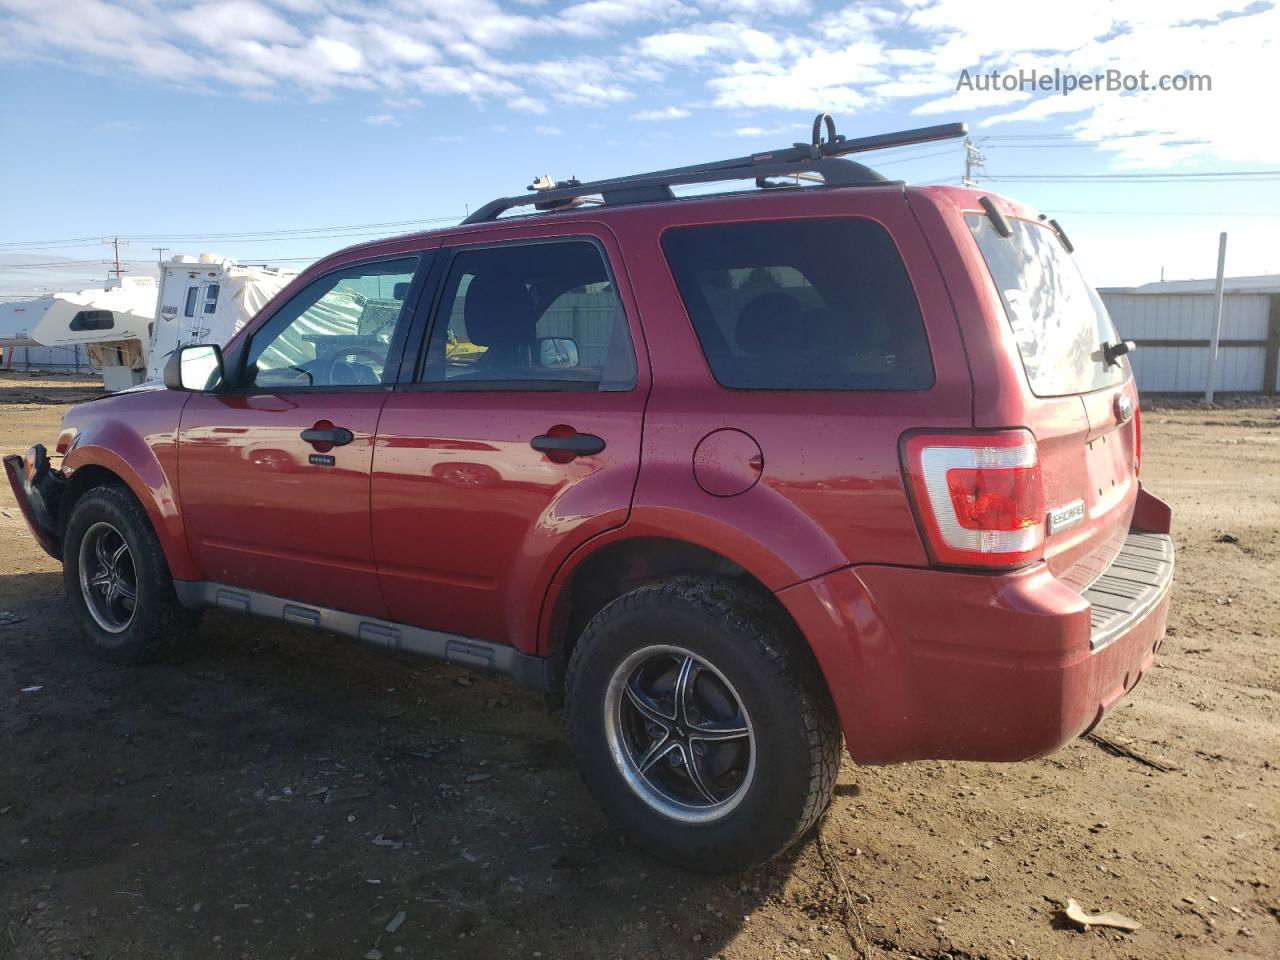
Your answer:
(62, 485), (200, 664)
(565, 577), (842, 872)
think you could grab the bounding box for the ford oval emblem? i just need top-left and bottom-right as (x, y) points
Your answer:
(1115, 393), (1134, 423)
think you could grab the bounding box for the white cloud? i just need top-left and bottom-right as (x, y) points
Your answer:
(173, 1), (301, 46)
(312, 36), (363, 72)
(0, 0), (1272, 168)
(507, 94), (550, 113)
(559, 0), (691, 32)
(535, 124), (563, 135)
(703, 0), (812, 13)
(637, 30), (728, 62)
(631, 106), (691, 120)
(951, 1), (1280, 164)
(363, 113), (398, 126)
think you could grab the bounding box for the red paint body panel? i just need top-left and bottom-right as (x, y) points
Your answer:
(907, 188), (1142, 581)
(59, 387), (198, 579)
(372, 389), (645, 650)
(177, 391), (390, 615)
(606, 188), (974, 587)
(370, 221), (649, 651)
(11, 180), (1175, 768)
(778, 551), (1170, 764)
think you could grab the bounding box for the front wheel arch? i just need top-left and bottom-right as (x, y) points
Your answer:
(57, 464), (127, 538)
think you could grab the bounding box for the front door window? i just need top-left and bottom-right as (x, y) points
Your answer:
(244, 258), (419, 389)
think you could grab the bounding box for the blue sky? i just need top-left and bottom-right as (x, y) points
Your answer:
(1, 0), (1277, 293)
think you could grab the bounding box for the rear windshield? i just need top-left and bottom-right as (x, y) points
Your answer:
(661, 218), (933, 391)
(967, 214), (1125, 397)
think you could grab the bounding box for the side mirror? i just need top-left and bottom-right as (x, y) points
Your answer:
(539, 337), (580, 367)
(164, 344), (225, 392)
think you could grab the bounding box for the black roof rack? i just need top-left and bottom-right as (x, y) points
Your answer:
(463, 113), (967, 224)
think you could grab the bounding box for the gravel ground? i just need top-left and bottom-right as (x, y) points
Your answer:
(1, 371), (1277, 960)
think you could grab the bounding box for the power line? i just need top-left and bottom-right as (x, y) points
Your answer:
(874, 146), (962, 168)
(1, 260), (116, 269)
(105, 237), (128, 278)
(962, 138), (986, 187)
(985, 169), (1280, 180)
(1047, 209), (1280, 216)
(0, 214), (466, 250)
(975, 133), (1162, 141)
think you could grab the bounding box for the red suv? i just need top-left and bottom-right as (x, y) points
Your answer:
(6, 117), (1173, 872)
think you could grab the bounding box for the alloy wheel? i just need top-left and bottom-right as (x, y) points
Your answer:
(78, 521), (138, 634)
(603, 645), (756, 823)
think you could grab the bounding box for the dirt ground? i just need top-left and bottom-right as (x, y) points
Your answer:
(1, 370), (1276, 960)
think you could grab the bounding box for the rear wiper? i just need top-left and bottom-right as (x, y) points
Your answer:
(1047, 218), (1074, 252)
(1102, 340), (1136, 366)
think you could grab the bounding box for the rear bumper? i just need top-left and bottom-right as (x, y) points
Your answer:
(4, 445), (64, 559)
(779, 513), (1174, 765)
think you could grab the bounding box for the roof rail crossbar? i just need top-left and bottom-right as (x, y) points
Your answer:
(462, 115), (967, 224)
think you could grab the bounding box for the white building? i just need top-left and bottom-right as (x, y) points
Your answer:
(1099, 276), (1279, 395)
(146, 255), (297, 381)
(0, 255), (299, 389)
(0, 276), (157, 389)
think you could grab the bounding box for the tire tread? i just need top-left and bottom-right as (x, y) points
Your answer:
(565, 575), (842, 869)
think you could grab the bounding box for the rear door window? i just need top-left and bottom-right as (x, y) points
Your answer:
(660, 218), (933, 391)
(419, 239), (637, 391)
(967, 214), (1124, 396)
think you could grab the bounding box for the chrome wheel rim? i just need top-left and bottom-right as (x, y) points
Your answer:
(78, 521), (137, 634)
(604, 645), (756, 824)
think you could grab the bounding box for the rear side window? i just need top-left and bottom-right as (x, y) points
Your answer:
(661, 218), (933, 391)
(967, 214), (1124, 396)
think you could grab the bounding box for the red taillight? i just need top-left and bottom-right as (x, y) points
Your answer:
(902, 430), (1045, 569)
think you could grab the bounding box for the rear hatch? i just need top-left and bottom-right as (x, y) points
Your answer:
(965, 212), (1139, 584)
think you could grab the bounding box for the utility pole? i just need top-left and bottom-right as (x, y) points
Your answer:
(962, 138), (985, 187)
(103, 236), (128, 278)
(152, 246), (168, 265)
(1205, 231), (1228, 405)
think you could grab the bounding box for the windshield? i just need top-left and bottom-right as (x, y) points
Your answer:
(967, 214), (1125, 397)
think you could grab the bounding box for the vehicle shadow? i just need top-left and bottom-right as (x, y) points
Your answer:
(0, 575), (833, 960)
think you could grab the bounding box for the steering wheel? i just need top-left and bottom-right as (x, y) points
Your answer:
(319, 347), (385, 386)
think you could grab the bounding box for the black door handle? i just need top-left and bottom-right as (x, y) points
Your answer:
(300, 426), (354, 446)
(530, 433), (606, 457)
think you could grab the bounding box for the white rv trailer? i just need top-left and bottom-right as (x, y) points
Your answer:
(146, 255), (297, 381)
(0, 276), (157, 390)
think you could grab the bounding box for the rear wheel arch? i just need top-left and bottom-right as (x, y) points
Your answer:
(545, 537), (829, 700)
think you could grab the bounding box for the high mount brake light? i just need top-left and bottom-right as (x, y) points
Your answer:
(902, 431), (1045, 569)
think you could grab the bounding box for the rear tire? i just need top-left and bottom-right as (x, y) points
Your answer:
(565, 576), (841, 872)
(62, 485), (200, 664)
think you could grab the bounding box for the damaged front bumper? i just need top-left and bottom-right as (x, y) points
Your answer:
(3, 444), (66, 559)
